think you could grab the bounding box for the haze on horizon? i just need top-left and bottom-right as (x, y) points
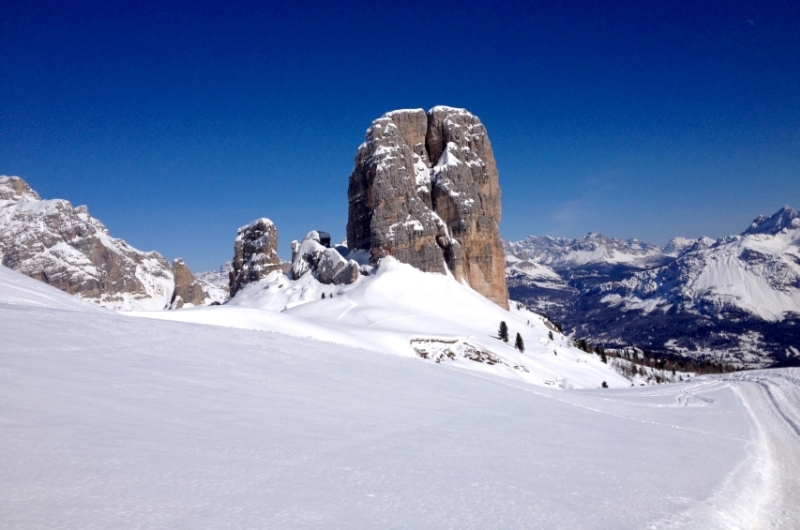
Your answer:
(1, 0), (798, 270)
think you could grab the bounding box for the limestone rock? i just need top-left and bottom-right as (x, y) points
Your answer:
(290, 231), (326, 280)
(346, 107), (508, 308)
(229, 218), (281, 296)
(347, 110), (446, 275)
(170, 258), (206, 309)
(317, 248), (360, 285)
(291, 231), (360, 285)
(0, 175), (176, 310)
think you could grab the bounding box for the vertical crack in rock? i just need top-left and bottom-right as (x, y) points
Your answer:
(347, 106), (509, 309)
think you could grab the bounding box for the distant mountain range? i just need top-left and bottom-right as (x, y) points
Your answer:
(505, 206), (800, 368)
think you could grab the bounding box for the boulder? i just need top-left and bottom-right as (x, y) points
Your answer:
(317, 248), (360, 285)
(290, 231), (326, 279)
(291, 231), (360, 285)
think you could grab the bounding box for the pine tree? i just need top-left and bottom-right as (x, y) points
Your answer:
(499, 321), (509, 342)
(514, 333), (524, 352)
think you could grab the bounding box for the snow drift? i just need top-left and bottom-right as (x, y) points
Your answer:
(134, 256), (631, 389)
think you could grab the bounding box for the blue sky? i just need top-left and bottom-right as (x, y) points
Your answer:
(2, 0), (798, 270)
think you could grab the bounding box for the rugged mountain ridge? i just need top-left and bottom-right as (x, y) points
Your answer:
(507, 233), (666, 269)
(506, 206), (800, 367)
(0, 175), (217, 310)
(347, 107), (508, 309)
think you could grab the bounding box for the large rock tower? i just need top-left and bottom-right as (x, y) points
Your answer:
(347, 107), (508, 309)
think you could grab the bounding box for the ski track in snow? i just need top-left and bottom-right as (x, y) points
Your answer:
(2, 266), (800, 528)
(660, 373), (800, 529)
(335, 295), (358, 323)
(733, 373), (800, 526)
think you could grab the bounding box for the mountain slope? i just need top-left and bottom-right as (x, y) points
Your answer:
(0, 176), (214, 311)
(506, 206), (800, 367)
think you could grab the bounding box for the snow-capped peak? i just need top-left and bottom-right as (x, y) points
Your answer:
(506, 233), (664, 268)
(0, 175), (41, 203)
(743, 206), (800, 236)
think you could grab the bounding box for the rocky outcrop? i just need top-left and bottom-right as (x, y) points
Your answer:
(229, 218), (281, 296)
(291, 231), (360, 285)
(0, 175), (178, 310)
(170, 258), (206, 309)
(347, 107), (508, 308)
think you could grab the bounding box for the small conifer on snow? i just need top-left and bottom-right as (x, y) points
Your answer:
(499, 321), (509, 342)
(514, 333), (524, 352)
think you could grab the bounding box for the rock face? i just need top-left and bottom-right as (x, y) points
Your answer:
(347, 107), (508, 308)
(170, 258), (206, 309)
(0, 175), (178, 310)
(229, 218), (281, 296)
(291, 231), (360, 285)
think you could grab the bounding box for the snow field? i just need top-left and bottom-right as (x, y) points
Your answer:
(2, 266), (800, 528)
(132, 257), (631, 390)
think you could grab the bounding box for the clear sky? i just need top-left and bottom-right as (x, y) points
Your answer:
(2, 0), (798, 270)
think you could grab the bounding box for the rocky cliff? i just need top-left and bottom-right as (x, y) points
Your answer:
(347, 107), (508, 308)
(170, 258), (207, 309)
(0, 175), (178, 310)
(229, 218), (281, 296)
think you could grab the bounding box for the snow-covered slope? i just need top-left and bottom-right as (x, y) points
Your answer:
(603, 219), (800, 321)
(2, 261), (799, 529)
(195, 261), (232, 289)
(0, 264), (105, 313)
(134, 257), (630, 389)
(506, 206), (800, 366)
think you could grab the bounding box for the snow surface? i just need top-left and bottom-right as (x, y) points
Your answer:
(434, 142), (462, 169)
(2, 264), (800, 528)
(131, 257), (631, 390)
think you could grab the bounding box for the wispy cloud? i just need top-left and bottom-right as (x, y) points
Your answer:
(544, 198), (596, 238)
